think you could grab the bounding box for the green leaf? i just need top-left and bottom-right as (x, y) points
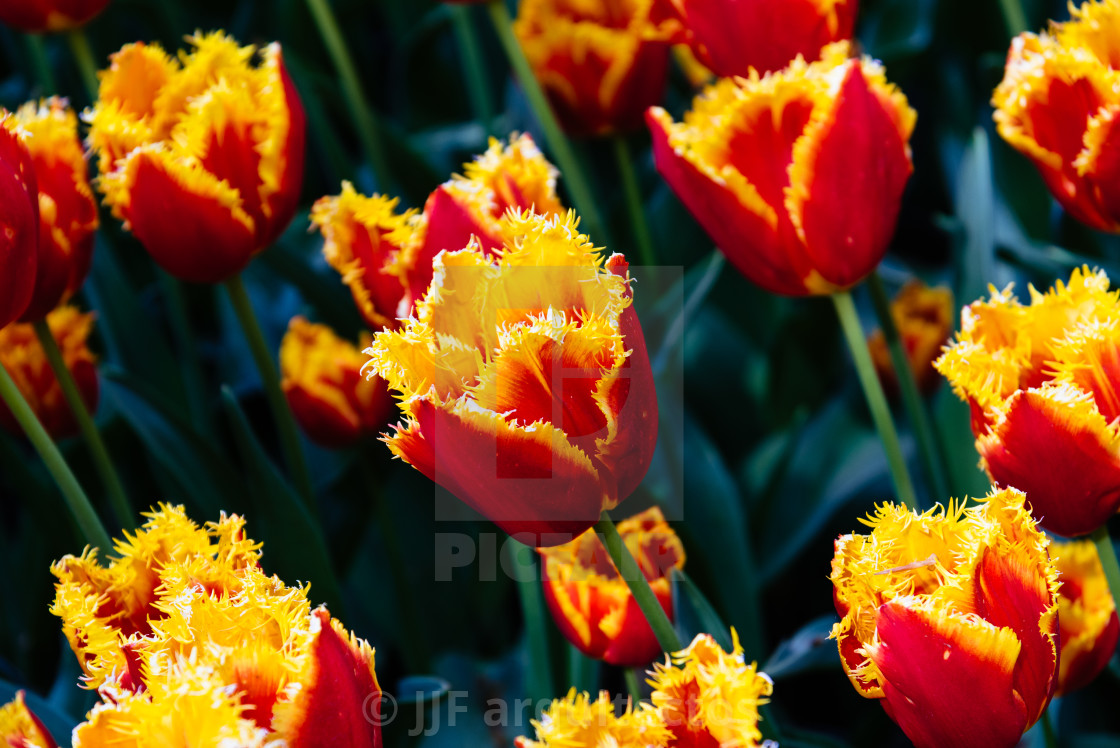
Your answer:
(219, 387), (344, 614)
(762, 614), (840, 681)
(101, 373), (235, 518)
(670, 568), (733, 652)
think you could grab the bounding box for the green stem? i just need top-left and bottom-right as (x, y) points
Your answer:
(33, 320), (131, 528)
(613, 135), (655, 266)
(998, 0), (1029, 36)
(831, 290), (918, 509)
(624, 668), (643, 705)
(304, 0), (394, 192)
(451, 4), (494, 134)
(486, 0), (608, 245)
(1041, 708), (1057, 748)
(509, 539), (554, 710)
(567, 644), (598, 695)
(66, 29), (99, 100)
(1092, 526), (1120, 643)
(595, 511), (682, 653)
(0, 361), (112, 551)
(158, 273), (213, 438)
(25, 34), (57, 93)
(223, 275), (316, 510)
(867, 271), (947, 504)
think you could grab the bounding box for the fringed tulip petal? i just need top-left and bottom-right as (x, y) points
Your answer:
(516, 689), (672, 748)
(0, 692), (59, 748)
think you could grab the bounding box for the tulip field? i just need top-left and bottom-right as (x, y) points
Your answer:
(7, 0), (1120, 746)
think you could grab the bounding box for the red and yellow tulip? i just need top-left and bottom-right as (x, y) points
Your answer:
(0, 0), (110, 32)
(830, 488), (1059, 748)
(658, 0), (858, 77)
(993, 0), (1120, 232)
(515, 689), (670, 748)
(0, 115), (40, 329)
(538, 507), (685, 666)
(0, 691), (58, 748)
(649, 631), (773, 746)
(867, 281), (954, 397)
(13, 98), (99, 323)
(647, 42), (915, 296)
(513, 0), (677, 136)
(0, 306), (98, 440)
(367, 210), (657, 544)
(87, 32), (305, 283)
(935, 267), (1120, 537)
(1052, 538), (1119, 695)
(313, 134), (563, 331)
(280, 317), (393, 447)
(51, 505), (382, 748)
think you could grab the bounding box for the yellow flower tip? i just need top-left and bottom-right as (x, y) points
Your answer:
(0, 691), (57, 748)
(447, 132), (563, 224)
(520, 688), (671, 748)
(650, 631), (773, 747)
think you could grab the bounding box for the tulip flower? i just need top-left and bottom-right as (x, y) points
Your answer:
(867, 281), (953, 397)
(648, 42), (916, 296)
(538, 507), (685, 666)
(647, 631), (774, 746)
(515, 690), (671, 748)
(52, 504), (382, 747)
(314, 134), (562, 331)
(0, 691), (58, 748)
(830, 488), (1060, 748)
(659, 0), (858, 77)
(0, 115), (39, 329)
(13, 98), (99, 322)
(512, 0), (677, 135)
(935, 267), (1120, 537)
(0, 306), (97, 440)
(993, 0), (1120, 233)
(280, 317), (393, 447)
(1052, 538), (1119, 695)
(367, 210), (657, 544)
(0, 0), (110, 33)
(87, 32), (305, 284)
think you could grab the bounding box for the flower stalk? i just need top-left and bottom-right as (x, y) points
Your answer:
(614, 135), (655, 265)
(0, 361), (112, 551)
(866, 271), (948, 501)
(831, 289), (919, 509)
(485, 0), (608, 244)
(1091, 526), (1120, 648)
(32, 319), (131, 527)
(451, 3), (494, 133)
(66, 29), (98, 98)
(223, 274), (316, 510)
(594, 511), (682, 654)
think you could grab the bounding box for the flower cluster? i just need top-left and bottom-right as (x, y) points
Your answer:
(518, 631), (773, 748)
(830, 488), (1059, 748)
(49, 505), (382, 747)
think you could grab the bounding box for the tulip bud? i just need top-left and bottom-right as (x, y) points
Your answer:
(830, 488), (1060, 748)
(280, 317), (393, 447)
(648, 43), (916, 296)
(0, 306), (98, 440)
(994, 0), (1120, 233)
(13, 98), (98, 322)
(867, 281), (953, 397)
(538, 507), (685, 666)
(1052, 538), (1120, 695)
(87, 32), (305, 283)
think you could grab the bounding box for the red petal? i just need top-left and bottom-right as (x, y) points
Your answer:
(285, 384), (362, 448)
(647, 107), (810, 296)
(275, 609), (381, 748)
(388, 398), (606, 544)
(790, 62), (911, 288)
(126, 152), (257, 283)
(0, 124), (39, 328)
(973, 546), (1058, 723)
(1060, 609), (1119, 694)
(260, 50), (306, 248)
(868, 599), (1028, 748)
(979, 389), (1120, 537)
